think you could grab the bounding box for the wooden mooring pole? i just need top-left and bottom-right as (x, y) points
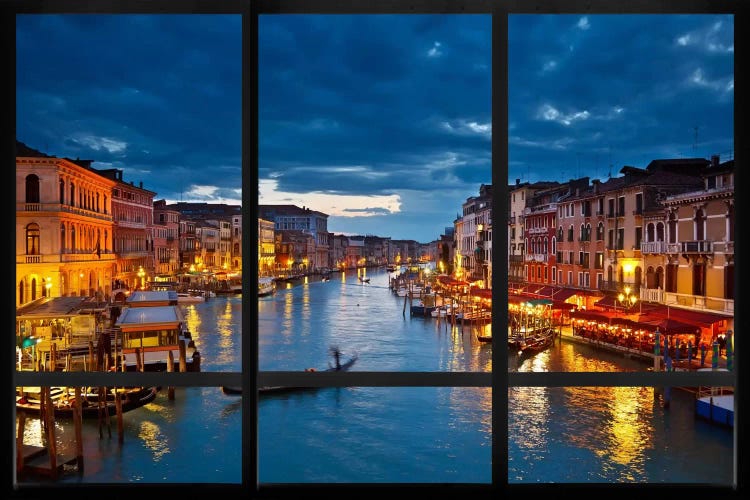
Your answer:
(167, 350), (175, 399)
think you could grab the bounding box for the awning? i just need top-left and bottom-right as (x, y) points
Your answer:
(635, 315), (701, 335)
(550, 287), (578, 302)
(644, 306), (731, 328)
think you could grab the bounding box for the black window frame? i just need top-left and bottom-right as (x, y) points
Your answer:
(8, 0), (742, 495)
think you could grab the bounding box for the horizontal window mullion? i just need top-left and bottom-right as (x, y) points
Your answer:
(15, 371), (241, 387)
(509, 371), (736, 387)
(258, 371), (492, 387)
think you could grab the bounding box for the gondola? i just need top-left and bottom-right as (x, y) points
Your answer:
(222, 347), (358, 396)
(516, 328), (556, 357)
(16, 386), (158, 419)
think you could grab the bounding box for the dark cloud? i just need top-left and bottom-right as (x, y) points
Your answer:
(17, 14), (241, 202)
(17, 13), (733, 243)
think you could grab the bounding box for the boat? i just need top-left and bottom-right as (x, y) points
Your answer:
(177, 292), (205, 304)
(258, 277), (276, 297)
(222, 346), (358, 396)
(16, 386), (158, 419)
(515, 327), (556, 357)
(477, 333), (492, 343)
(410, 301), (437, 316)
(694, 369), (734, 428)
(115, 291), (201, 372)
(359, 277), (370, 283)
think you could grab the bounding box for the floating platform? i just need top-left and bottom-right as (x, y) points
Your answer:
(695, 394), (734, 428)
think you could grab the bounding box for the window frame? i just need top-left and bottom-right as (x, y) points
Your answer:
(10, 0), (740, 493)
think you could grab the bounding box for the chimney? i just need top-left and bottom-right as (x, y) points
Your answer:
(592, 179), (600, 194)
(711, 155), (720, 168)
(516, 178), (520, 185)
(139, 181), (143, 188)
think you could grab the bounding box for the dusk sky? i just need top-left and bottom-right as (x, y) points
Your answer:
(16, 13), (733, 243)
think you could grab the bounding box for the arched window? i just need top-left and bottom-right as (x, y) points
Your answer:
(60, 224), (66, 253)
(70, 182), (76, 207)
(18, 281), (24, 305)
(25, 174), (40, 203)
(25, 223), (40, 255)
(59, 179), (65, 204)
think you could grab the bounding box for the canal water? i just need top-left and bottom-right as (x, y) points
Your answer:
(18, 268), (734, 485)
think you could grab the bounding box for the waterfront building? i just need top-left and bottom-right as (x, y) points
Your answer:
(167, 202), (242, 274)
(655, 156), (735, 342)
(153, 200), (181, 279)
(346, 236), (365, 268)
(16, 141), (117, 306)
(258, 218), (276, 276)
(178, 219), (200, 273)
(259, 204), (330, 272)
(195, 222), (220, 270)
(274, 229), (315, 274)
(94, 166), (156, 292)
(329, 233), (349, 270)
(231, 212), (242, 272)
(508, 180), (558, 286)
(474, 184), (492, 289)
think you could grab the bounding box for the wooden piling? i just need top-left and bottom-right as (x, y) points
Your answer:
(74, 387), (84, 474)
(135, 347), (143, 372)
(115, 391), (124, 444)
(43, 387), (58, 479)
(167, 350), (175, 400)
(16, 411), (26, 476)
(89, 340), (95, 372)
(179, 342), (187, 373)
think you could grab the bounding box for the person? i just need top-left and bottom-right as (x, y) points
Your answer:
(717, 335), (727, 356)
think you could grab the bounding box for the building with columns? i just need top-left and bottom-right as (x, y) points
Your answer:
(16, 141), (117, 305)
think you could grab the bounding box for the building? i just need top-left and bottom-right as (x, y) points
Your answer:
(16, 141), (117, 305)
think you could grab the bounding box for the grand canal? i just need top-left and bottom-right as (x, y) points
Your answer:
(16, 268), (734, 485)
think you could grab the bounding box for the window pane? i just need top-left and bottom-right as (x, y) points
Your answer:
(507, 13), (735, 373)
(259, 386), (492, 483)
(258, 13), (492, 373)
(16, 386), (242, 484)
(509, 386), (734, 484)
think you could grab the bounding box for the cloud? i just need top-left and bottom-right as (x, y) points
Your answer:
(675, 20), (733, 53)
(440, 119), (492, 139)
(71, 134), (127, 154)
(576, 17), (590, 31)
(536, 104), (590, 126)
(427, 41), (442, 58)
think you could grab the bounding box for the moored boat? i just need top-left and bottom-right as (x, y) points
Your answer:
(177, 292), (205, 304)
(16, 386), (158, 418)
(115, 291), (201, 372)
(258, 277), (275, 297)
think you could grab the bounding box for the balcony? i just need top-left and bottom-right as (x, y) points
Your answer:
(525, 253), (548, 263)
(641, 241), (667, 254)
(680, 240), (713, 254)
(18, 202), (113, 222)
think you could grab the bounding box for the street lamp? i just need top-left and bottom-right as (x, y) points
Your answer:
(44, 276), (52, 297)
(617, 286), (638, 314)
(138, 266), (145, 290)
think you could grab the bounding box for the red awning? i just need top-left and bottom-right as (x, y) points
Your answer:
(550, 287), (578, 302)
(644, 306), (731, 328)
(569, 310), (616, 322)
(470, 288), (493, 299)
(635, 314), (701, 335)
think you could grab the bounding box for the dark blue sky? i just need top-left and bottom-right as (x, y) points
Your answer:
(16, 13), (733, 243)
